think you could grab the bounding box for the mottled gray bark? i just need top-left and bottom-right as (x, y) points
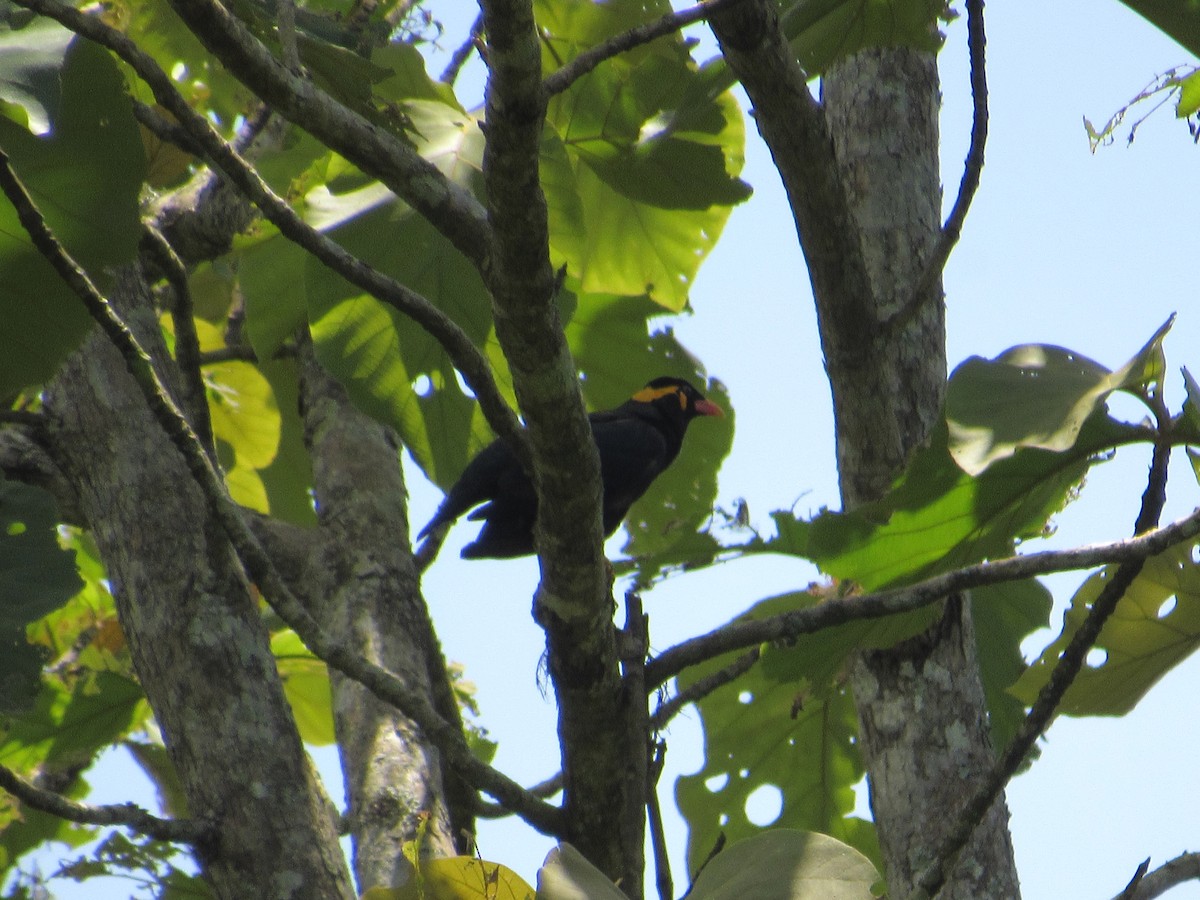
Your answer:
(40, 267), (353, 900)
(297, 347), (470, 891)
(822, 50), (1022, 899)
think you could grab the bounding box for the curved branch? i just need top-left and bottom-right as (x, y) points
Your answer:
(12, 0), (526, 463)
(1111, 853), (1200, 900)
(0, 762), (208, 844)
(910, 398), (1173, 900)
(159, 0), (492, 270)
(881, 0), (988, 335)
(543, 0), (746, 96)
(649, 647), (759, 729)
(647, 499), (1200, 690)
(0, 153), (563, 838)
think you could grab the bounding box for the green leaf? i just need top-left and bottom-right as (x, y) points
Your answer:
(0, 476), (81, 713)
(970, 577), (1052, 751)
(0, 17), (74, 133)
(0, 671), (148, 773)
(539, 0), (748, 308)
(688, 830), (881, 900)
(1178, 68), (1200, 117)
(571, 160), (736, 311)
(946, 317), (1170, 476)
(1117, 0), (1200, 58)
(675, 605), (879, 874)
(272, 630), (334, 746)
(0, 38), (146, 394)
(1012, 542), (1200, 716)
(766, 415), (1139, 591)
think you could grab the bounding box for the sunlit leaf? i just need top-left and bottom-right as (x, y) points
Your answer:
(363, 855), (534, 900)
(945, 317), (1170, 476)
(765, 415), (1139, 591)
(537, 844), (626, 900)
(272, 630), (334, 746)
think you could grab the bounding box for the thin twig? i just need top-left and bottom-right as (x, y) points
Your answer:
(0, 152), (563, 838)
(11, 0), (527, 470)
(544, 0), (746, 96)
(909, 392), (1173, 900)
(141, 224), (215, 457)
(441, 12), (483, 86)
(1110, 853), (1200, 900)
(132, 102), (206, 157)
(197, 345), (263, 365)
(881, 0), (988, 335)
(647, 741), (672, 900)
(649, 646), (759, 730)
(0, 762), (208, 844)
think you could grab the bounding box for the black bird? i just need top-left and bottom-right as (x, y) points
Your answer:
(419, 377), (724, 559)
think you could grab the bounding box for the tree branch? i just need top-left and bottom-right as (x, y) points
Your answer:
(910, 396), (1173, 900)
(480, 0), (638, 883)
(0, 153), (563, 838)
(881, 0), (989, 335)
(1111, 853), (1200, 900)
(441, 12), (483, 86)
(159, 0), (492, 270)
(140, 223), (215, 457)
(543, 0), (746, 96)
(649, 646), (759, 730)
(707, 0), (879, 372)
(647, 499), (1200, 690)
(0, 762), (208, 844)
(12, 0), (526, 465)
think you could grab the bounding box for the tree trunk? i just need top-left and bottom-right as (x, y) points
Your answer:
(297, 346), (471, 889)
(40, 267), (353, 899)
(821, 49), (1022, 898)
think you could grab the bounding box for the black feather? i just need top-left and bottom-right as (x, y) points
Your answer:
(418, 377), (722, 560)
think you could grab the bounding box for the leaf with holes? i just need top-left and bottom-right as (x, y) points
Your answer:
(1012, 542), (1200, 716)
(675, 590), (880, 875)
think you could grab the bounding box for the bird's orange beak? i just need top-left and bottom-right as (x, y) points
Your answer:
(695, 398), (724, 418)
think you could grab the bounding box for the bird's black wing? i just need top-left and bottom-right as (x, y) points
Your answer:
(418, 439), (521, 540)
(591, 413), (671, 535)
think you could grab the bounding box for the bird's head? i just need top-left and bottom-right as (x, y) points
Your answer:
(630, 376), (724, 422)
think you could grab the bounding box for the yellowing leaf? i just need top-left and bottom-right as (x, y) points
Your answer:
(362, 856), (533, 900)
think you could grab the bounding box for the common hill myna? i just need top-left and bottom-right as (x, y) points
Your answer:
(419, 377), (723, 559)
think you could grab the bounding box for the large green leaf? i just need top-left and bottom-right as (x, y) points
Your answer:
(538, 0), (749, 309)
(675, 596), (880, 874)
(946, 318), (1170, 475)
(688, 831), (880, 900)
(766, 414), (1139, 592)
(1012, 543), (1200, 717)
(0, 38), (145, 395)
(0, 476), (81, 713)
(1118, 0), (1200, 58)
